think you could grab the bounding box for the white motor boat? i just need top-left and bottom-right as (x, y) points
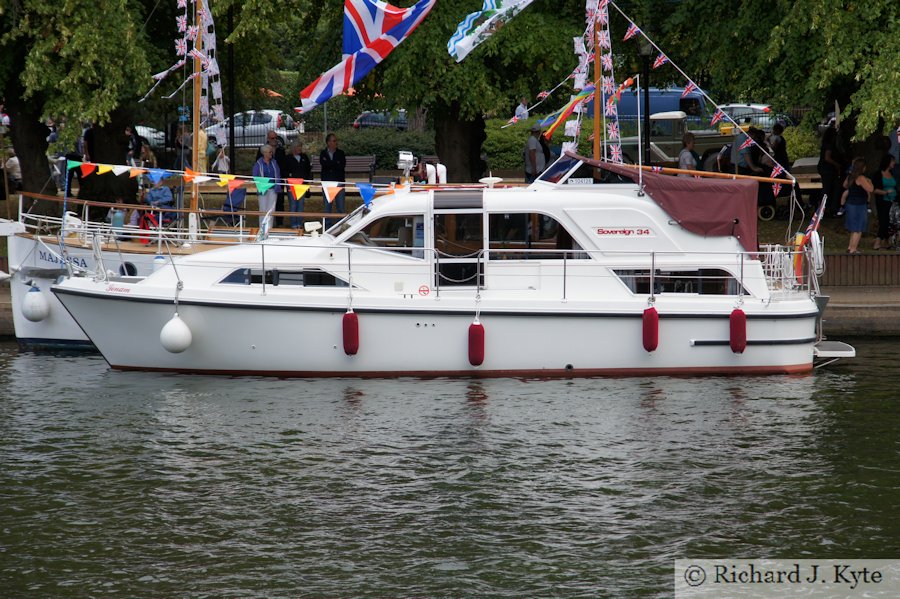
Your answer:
(2, 192), (256, 349)
(52, 154), (855, 376)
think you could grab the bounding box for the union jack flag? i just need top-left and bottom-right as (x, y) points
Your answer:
(598, 0), (609, 9)
(300, 0), (436, 113)
(537, 90), (549, 100)
(623, 23), (640, 41)
(770, 164), (785, 178)
(597, 8), (609, 25)
(602, 77), (615, 95)
(739, 136), (754, 150)
(189, 48), (209, 67)
(710, 109), (725, 126)
(772, 183), (782, 197)
(609, 144), (623, 162)
(605, 100), (618, 117)
(598, 30), (610, 49)
(804, 196), (827, 239)
(682, 82), (697, 98)
(651, 166), (663, 173)
(175, 38), (187, 56)
(607, 121), (619, 140)
(601, 53), (613, 71)
(177, 0), (186, 8)
(176, 15), (187, 33)
(652, 53), (668, 69)
(507, 115), (519, 125)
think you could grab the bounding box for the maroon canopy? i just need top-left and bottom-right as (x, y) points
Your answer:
(577, 154), (759, 253)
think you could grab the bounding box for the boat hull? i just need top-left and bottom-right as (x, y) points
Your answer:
(53, 286), (817, 377)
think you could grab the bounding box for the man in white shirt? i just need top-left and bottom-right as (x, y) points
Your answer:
(524, 124), (546, 183)
(515, 97), (529, 121)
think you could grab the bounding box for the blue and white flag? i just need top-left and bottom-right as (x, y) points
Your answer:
(447, 0), (536, 63)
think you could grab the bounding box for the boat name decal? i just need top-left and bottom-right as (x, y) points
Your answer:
(38, 250), (89, 268)
(594, 227), (654, 237)
(105, 285), (131, 294)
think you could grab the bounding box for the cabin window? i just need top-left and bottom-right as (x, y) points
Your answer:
(346, 214), (424, 257)
(488, 213), (586, 260)
(219, 268), (348, 287)
(614, 269), (744, 295)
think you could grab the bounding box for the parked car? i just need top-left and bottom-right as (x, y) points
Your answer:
(717, 103), (794, 133)
(135, 125), (166, 149)
(352, 109), (408, 130)
(619, 110), (736, 168)
(205, 109), (298, 148)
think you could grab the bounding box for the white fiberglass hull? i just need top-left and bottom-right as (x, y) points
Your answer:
(54, 282), (819, 377)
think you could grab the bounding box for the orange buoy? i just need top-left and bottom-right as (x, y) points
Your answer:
(343, 310), (359, 355)
(642, 306), (659, 352)
(729, 308), (747, 354)
(468, 320), (485, 366)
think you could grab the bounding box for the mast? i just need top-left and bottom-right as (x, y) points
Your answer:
(189, 0), (203, 238)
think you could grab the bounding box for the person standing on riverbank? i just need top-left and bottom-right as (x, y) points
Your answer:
(842, 157), (874, 254)
(873, 154), (897, 250)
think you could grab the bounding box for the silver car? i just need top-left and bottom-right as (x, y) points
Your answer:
(205, 109), (298, 148)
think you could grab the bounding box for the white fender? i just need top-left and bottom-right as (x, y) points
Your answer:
(22, 287), (50, 322)
(160, 313), (192, 353)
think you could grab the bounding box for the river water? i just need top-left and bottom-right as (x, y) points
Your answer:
(1, 339), (898, 597)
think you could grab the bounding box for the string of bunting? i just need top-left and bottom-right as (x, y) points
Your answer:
(64, 160), (395, 207)
(608, 0), (795, 194)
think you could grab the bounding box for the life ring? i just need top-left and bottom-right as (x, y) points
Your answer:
(809, 230), (825, 275)
(792, 232), (805, 283)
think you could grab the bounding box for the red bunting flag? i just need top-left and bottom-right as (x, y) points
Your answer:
(80, 163), (97, 177)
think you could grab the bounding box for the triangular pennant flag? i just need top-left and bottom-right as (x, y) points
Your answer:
(129, 168), (147, 178)
(356, 183), (376, 207)
(192, 175), (214, 184)
(147, 168), (170, 185)
(321, 181), (342, 204)
(80, 163), (97, 177)
(253, 176), (275, 194)
(182, 167), (197, 183)
(227, 178), (245, 193)
(111, 165), (131, 176)
(217, 174), (236, 187)
(96, 164), (113, 175)
(66, 159), (82, 171)
(286, 178), (310, 201)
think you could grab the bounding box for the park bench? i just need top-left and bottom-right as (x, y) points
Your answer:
(311, 154), (376, 182)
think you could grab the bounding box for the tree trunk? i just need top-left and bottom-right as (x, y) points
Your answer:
(5, 72), (52, 196)
(434, 101), (485, 183)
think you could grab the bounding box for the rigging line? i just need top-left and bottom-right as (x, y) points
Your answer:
(608, 0), (795, 182)
(142, 0), (164, 30)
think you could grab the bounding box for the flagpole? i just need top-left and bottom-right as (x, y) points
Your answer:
(592, 14), (601, 161)
(616, 163), (794, 184)
(189, 0), (203, 241)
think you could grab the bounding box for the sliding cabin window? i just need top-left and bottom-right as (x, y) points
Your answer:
(219, 268), (348, 287)
(346, 214), (425, 257)
(614, 269), (745, 295)
(488, 212), (586, 260)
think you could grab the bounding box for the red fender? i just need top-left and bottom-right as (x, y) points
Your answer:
(343, 310), (359, 356)
(642, 306), (659, 352)
(468, 321), (485, 366)
(729, 309), (747, 354)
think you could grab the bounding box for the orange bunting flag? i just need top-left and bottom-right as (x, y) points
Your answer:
(321, 181), (342, 204)
(80, 163), (97, 177)
(183, 167), (197, 183)
(217, 174), (236, 187)
(96, 164), (114, 175)
(286, 178), (309, 200)
(227, 178), (245, 193)
(129, 168), (147, 178)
